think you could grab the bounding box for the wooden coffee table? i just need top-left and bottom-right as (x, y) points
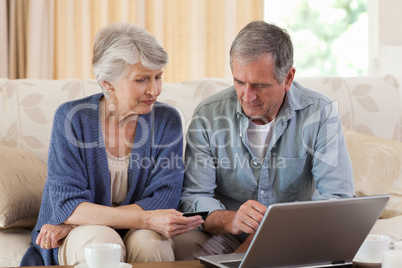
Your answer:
(18, 260), (205, 268)
(15, 260), (373, 268)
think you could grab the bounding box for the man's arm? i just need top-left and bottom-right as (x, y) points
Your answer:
(202, 200), (266, 253)
(180, 114), (226, 213)
(310, 101), (354, 199)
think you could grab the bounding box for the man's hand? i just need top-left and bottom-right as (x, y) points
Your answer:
(204, 200), (267, 236)
(36, 223), (76, 249)
(229, 200), (267, 235)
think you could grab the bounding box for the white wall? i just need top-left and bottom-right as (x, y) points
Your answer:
(369, 0), (402, 75)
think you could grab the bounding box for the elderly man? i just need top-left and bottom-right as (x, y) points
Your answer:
(173, 20), (354, 259)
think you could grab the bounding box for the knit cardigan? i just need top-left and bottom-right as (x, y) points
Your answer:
(20, 93), (184, 266)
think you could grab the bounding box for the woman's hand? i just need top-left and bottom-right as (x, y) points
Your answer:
(36, 223), (77, 249)
(145, 209), (204, 238)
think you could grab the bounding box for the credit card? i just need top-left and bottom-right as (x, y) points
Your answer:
(182, 211), (209, 221)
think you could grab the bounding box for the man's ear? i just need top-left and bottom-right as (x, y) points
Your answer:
(284, 67), (296, 92)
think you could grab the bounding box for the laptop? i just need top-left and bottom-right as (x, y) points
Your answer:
(199, 195), (389, 268)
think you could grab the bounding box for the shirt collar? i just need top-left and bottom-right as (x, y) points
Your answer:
(236, 99), (244, 119)
(278, 81), (313, 120)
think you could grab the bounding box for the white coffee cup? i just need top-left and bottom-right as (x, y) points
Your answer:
(84, 243), (121, 268)
(382, 250), (402, 268)
(393, 240), (402, 251)
(354, 234), (390, 263)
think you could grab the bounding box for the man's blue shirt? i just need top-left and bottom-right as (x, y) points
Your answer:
(181, 81), (354, 216)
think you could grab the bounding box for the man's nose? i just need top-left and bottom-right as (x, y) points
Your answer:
(243, 84), (257, 102)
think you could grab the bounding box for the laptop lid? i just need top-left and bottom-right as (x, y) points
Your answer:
(200, 195), (389, 268)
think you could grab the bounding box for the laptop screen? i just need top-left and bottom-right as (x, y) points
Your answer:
(200, 195), (389, 268)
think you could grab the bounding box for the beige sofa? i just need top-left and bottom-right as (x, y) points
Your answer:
(0, 75), (402, 267)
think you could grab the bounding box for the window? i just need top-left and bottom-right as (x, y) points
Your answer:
(264, 0), (368, 76)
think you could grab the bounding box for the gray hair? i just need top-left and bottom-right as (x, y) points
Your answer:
(92, 22), (168, 96)
(230, 20), (293, 83)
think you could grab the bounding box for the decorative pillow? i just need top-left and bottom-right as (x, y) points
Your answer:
(0, 146), (47, 229)
(343, 127), (402, 219)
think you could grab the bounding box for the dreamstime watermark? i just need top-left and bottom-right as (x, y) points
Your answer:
(129, 152), (184, 170)
(187, 152), (286, 170)
(63, 102), (183, 149)
(126, 151), (286, 172)
(301, 101), (340, 167)
(185, 100), (342, 168)
(62, 99), (342, 168)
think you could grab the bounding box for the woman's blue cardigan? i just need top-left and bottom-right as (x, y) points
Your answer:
(20, 94), (184, 266)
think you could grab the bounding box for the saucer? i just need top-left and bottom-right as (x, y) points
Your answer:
(352, 257), (381, 266)
(75, 262), (132, 268)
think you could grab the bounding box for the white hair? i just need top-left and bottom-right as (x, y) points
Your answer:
(92, 22), (168, 96)
(230, 20), (293, 83)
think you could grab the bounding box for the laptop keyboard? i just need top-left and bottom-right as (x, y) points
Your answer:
(220, 260), (242, 268)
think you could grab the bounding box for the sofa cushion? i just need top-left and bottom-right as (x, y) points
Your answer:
(0, 78), (101, 164)
(344, 127), (402, 219)
(0, 145), (47, 229)
(158, 78), (232, 132)
(370, 216), (402, 243)
(0, 228), (31, 266)
(297, 75), (402, 142)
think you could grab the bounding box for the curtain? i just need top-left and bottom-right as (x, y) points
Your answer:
(26, 0), (54, 78)
(1, 0), (30, 79)
(0, 0), (54, 79)
(1, 0), (264, 82)
(0, 0), (8, 78)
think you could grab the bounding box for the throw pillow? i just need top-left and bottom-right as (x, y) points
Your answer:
(343, 127), (402, 219)
(0, 146), (47, 229)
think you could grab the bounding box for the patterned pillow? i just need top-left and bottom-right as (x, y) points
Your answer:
(0, 146), (47, 228)
(343, 127), (402, 219)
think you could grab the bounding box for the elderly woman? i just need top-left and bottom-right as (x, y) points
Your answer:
(20, 22), (203, 266)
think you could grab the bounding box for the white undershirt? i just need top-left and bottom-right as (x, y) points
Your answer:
(247, 120), (274, 160)
(107, 151), (130, 207)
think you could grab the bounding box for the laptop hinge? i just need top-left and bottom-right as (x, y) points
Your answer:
(331, 260), (352, 268)
(332, 260), (345, 264)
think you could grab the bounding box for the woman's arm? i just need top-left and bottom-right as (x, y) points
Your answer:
(39, 202), (203, 249)
(64, 202), (203, 238)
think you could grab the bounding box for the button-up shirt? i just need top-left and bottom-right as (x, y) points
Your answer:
(181, 81), (354, 218)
